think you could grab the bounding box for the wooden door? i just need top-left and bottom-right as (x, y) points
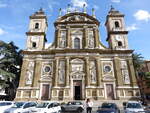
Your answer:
(41, 84), (49, 100)
(106, 84), (114, 99)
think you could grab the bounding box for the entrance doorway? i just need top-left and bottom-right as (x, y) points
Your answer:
(106, 84), (114, 100)
(75, 86), (81, 100)
(41, 84), (49, 100)
(73, 80), (82, 100)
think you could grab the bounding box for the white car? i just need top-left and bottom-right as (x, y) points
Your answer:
(31, 102), (61, 113)
(4, 101), (37, 113)
(0, 101), (14, 113)
(125, 101), (145, 113)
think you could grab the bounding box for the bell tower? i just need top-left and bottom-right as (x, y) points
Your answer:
(105, 7), (129, 50)
(26, 8), (48, 50)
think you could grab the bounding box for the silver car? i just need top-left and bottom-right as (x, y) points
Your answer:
(61, 101), (84, 113)
(4, 102), (37, 113)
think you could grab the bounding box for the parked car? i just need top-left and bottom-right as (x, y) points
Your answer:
(124, 101), (145, 113)
(97, 102), (120, 113)
(61, 101), (84, 113)
(4, 101), (37, 113)
(31, 101), (61, 113)
(0, 101), (14, 113)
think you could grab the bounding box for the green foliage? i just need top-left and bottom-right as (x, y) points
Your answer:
(132, 52), (144, 72)
(0, 40), (22, 91)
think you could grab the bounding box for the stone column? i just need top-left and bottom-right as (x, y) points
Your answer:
(65, 57), (70, 86)
(127, 58), (137, 86)
(96, 57), (102, 86)
(85, 57), (90, 86)
(83, 26), (88, 48)
(94, 27), (99, 48)
(54, 58), (59, 87)
(66, 26), (71, 48)
(113, 57), (123, 86)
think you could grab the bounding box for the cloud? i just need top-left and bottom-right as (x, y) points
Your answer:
(93, 5), (99, 10)
(0, 28), (6, 35)
(0, 2), (7, 8)
(71, 0), (88, 8)
(134, 10), (150, 22)
(126, 24), (138, 31)
(111, 0), (121, 3)
(46, 0), (60, 12)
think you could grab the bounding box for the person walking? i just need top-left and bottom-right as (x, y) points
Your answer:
(86, 98), (93, 113)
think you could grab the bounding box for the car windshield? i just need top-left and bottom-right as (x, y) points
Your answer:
(12, 102), (25, 108)
(127, 103), (142, 109)
(36, 102), (49, 108)
(67, 102), (82, 105)
(0, 102), (12, 106)
(101, 103), (115, 109)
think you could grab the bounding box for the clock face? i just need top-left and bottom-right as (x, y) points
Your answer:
(115, 36), (122, 41)
(31, 37), (38, 42)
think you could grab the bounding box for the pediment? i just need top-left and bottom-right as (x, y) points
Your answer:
(71, 58), (84, 64)
(55, 12), (99, 25)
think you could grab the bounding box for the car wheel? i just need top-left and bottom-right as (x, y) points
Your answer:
(78, 108), (83, 113)
(61, 107), (65, 112)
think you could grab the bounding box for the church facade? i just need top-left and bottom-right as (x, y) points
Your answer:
(16, 7), (140, 101)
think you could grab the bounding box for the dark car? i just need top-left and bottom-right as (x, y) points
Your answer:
(61, 101), (84, 113)
(97, 103), (120, 113)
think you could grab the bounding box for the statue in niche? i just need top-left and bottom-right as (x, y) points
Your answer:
(88, 33), (94, 48)
(59, 39), (66, 48)
(26, 62), (34, 84)
(58, 61), (65, 83)
(26, 70), (33, 84)
(59, 31), (66, 48)
(121, 61), (127, 69)
(90, 61), (96, 83)
(123, 70), (130, 84)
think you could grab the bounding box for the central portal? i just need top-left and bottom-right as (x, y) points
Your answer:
(73, 80), (82, 100)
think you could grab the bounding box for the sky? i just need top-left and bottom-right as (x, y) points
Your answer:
(0, 0), (150, 60)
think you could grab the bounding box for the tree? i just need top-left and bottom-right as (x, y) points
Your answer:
(0, 41), (22, 100)
(132, 52), (144, 72)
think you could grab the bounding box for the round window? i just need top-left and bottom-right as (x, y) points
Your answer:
(44, 66), (51, 73)
(104, 65), (111, 73)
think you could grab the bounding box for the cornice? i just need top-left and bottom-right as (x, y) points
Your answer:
(22, 49), (134, 55)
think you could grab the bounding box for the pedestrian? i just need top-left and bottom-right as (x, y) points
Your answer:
(86, 98), (93, 113)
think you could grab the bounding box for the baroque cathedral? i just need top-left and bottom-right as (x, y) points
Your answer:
(16, 5), (140, 101)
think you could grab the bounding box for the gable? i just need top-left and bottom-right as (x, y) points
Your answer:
(55, 12), (100, 26)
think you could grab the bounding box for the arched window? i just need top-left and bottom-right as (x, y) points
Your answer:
(118, 41), (122, 47)
(74, 38), (80, 49)
(32, 42), (36, 48)
(35, 23), (39, 29)
(115, 21), (120, 28)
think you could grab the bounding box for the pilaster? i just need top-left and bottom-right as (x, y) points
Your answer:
(54, 58), (59, 87)
(66, 26), (71, 48)
(56, 27), (60, 48)
(127, 58), (137, 86)
(65, 57), (70, 86)
(94, 27), (99, 48)
(83, 26), (88, 48)
(85, 57), (90, 86)
(113, 57), (123, 86)
(96, 57), (102, 86)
